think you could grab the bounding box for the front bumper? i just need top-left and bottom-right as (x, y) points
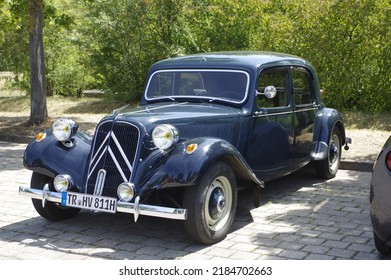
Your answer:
(19, 185), (187, 221)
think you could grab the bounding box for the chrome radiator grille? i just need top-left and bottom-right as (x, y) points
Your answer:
(86, 120), (140, 198)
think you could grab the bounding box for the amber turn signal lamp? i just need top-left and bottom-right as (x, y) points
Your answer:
(185, 143), (198, 155)
(35, 132), (46, 142)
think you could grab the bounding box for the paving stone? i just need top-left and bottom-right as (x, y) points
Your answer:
(347, 243), (376, 253)
(298, 236), (326, 246)
(327, 248), (356, 258)
(278, 250), (308, 260)
(323, 240), (350, 249)
(318, 232), (344, 241)
(305, 253), (335, 260)
(302, 244), (330, 254)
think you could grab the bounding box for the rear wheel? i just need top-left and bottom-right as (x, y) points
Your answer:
(316, 127), (342, 179)
(31, 172), (80, 221)
(183, 162), (237, 244)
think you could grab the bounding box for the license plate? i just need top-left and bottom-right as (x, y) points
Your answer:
(61, 192), (117, 213)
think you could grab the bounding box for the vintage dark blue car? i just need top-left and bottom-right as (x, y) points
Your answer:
(370, 135), (391, 255)
(19, 52), (350, 244)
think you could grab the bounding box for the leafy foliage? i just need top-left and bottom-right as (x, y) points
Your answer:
(0, 0), (390, 111)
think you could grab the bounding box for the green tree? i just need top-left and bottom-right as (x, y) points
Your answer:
(44, 0), (95, 97)
(305, 0), (391, 112)
(0, 0), (29, 84)
(82, 0), (194, 102)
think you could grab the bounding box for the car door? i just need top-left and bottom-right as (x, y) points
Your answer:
(246, 67), (295, 181)
(291, 67), (317, 163)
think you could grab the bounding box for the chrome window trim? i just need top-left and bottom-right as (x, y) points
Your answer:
(145, 69), (250, 104)
(294, 107), (317, 113)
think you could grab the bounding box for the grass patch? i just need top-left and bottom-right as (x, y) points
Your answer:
(0, 95), (128, 142)
(0, 96), (30, 112)
(342, 111), (391, 131)
(0, 95), (127, 115)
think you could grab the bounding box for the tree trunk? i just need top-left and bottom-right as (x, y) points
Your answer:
(28, 0), (48, 125)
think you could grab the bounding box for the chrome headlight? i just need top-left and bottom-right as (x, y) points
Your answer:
(53, 174), (72, 192)
(117, 182), (135, 202)
(152, 124), (179, 151)
(52, 118), (78, 142)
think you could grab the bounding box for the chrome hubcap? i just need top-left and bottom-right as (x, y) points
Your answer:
(328, 134), (340, 171)
(204, 176), (232, 231)
(209, 188), (226, 220)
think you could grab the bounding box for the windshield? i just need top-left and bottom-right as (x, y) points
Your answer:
(145, 69), (249, 104)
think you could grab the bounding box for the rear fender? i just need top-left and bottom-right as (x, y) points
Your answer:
(23, 130), (92, 189)
(312, 108), (346, 160)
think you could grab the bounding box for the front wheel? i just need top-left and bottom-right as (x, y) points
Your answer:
(183, 162), (237, 244)
(31, 172), (80, 221)
(316, 127), (342, 179)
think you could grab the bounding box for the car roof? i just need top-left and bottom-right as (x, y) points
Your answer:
(149, 51), (310, 73)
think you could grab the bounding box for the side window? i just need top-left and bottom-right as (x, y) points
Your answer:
(293, 69), (313, 106)
(257, 68), (288, 108)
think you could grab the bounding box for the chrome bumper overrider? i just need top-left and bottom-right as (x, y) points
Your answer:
(19, 185), (187, 221)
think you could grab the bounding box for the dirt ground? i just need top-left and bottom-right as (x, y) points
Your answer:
(341, 128), (389, 162)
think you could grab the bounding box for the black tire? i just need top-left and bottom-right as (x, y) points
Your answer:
(374, 231), (391, 256)
(183, 162), (237, 244)
(316, 127), (342, 179)
(31, 172), (80, 221)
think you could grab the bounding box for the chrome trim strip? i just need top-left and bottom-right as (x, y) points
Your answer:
(133, 196), (140, 222)
(87, 146), (108, 178)
(255, 107), (317, 117)
(294, 107), (317, 113)
(255, 111), (294, 117)
(117, 199), (187, 221)
(42, 184), (50, 208)
(111, 132), (133, 173)
(19, 186), (187, 221)
(93, 169), (107, 196)
(19, 186), (62, 203)
(129, 102), (189, 114)
(115, 121), (141, 182)
(108, 146), (127, 182)
(89, 131), (111, 166)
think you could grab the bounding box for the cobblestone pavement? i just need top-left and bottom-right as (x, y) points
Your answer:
(0, 141), (387, 260)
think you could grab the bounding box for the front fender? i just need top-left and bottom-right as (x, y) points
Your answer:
(23, 130), (92, 189)
(136, 138), (263, 196)
(312, 108), (346, 160)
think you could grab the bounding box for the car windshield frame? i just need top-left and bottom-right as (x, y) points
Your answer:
(144, 69), (250, 105)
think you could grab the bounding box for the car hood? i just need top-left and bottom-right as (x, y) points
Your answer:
(103, 102), (244, 144)
(113, 102), (241, 120)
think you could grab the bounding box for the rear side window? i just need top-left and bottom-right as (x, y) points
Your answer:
(293, 69), (313, 106)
